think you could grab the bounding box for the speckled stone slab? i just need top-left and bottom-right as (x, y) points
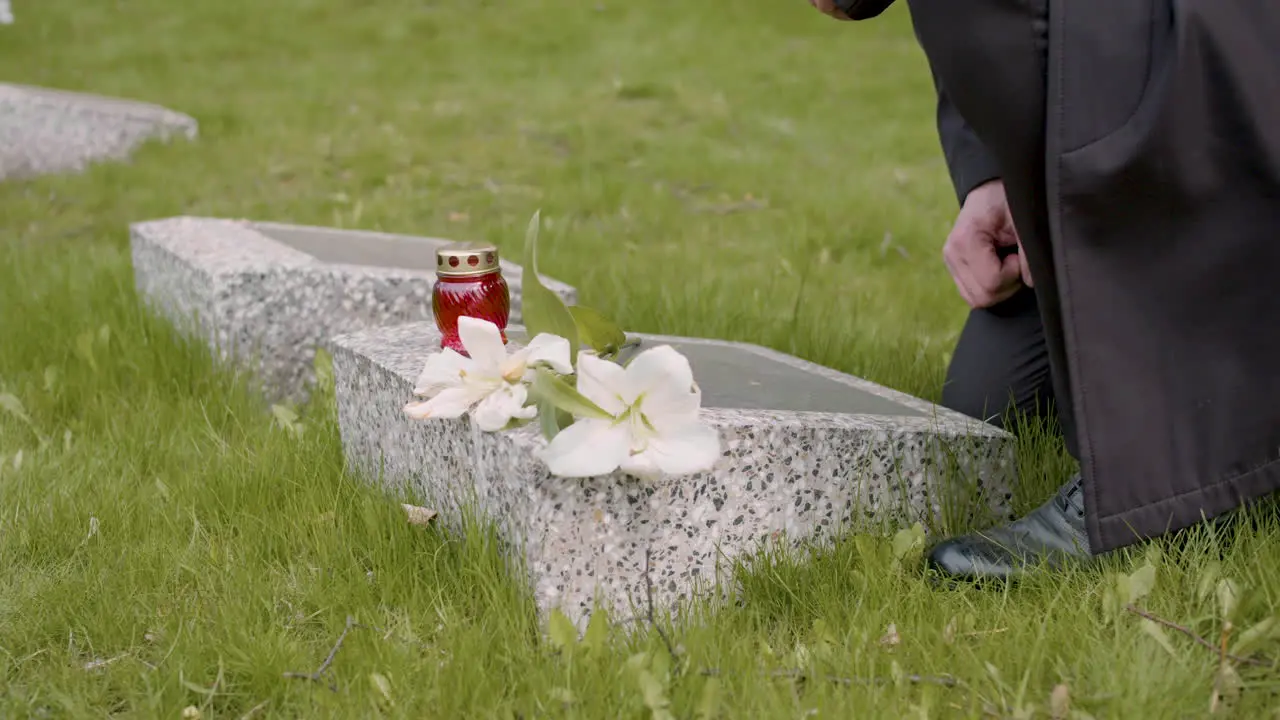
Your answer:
(0, 83), (197, 180)
(130, 216), (578, 401)
(331, 321), (1016, 628)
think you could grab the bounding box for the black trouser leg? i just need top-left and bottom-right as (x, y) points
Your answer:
(942, 286), (1056, 434)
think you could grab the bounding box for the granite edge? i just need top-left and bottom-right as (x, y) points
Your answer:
(0, 82), (199, 135)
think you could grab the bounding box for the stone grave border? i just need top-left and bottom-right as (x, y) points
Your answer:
(330, 321), (1016, 628)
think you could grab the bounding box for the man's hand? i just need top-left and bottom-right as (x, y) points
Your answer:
(942, 179), (1034, 309)
(808, 0), (852, 20)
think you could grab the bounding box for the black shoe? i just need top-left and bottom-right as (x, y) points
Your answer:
(926, 474), (1091, 582)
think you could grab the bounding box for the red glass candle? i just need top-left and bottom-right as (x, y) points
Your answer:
(432, 242), (510, 355)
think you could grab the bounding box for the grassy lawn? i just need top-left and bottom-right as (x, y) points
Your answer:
(2, 0), (1279, 716)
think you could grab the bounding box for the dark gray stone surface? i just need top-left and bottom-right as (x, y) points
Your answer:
(254, 223), (444, 273)
(616, 339), (921, 417)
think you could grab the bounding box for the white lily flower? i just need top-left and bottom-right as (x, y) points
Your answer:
(404, 316), (572, 431)
(539, 345), (721, 480)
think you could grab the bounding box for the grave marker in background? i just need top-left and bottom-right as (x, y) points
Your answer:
(0, 83), (197, 180)
(130, 217), (577, 401)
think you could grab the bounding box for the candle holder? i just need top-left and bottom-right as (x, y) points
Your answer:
(432, 242), (510, 356)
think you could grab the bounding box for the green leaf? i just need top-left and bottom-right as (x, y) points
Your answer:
(1198, 561), (1222, 603)
(520, 210), (579, 358)
(1100, 582), (1122, 626)
(1143, 543), (1164, 568)
(889, 660), (905, 688)
(1139, 619), (1180, 658)
(853, 534), (888, 566)
(1217, 578), (1241, 622)
(581, 611), (608, 655)
(633, 668), (673, 720)
(547, 609), (578, 653)
(271, 404), (304, 438)
(528, 369), (613, 421)
(649, 645), (672, 682)
(0, 393), (34, 429)
(313, 347), (335, 393)
(1232, 616), (1280, 657)
(695, 677), (722, 720)
(568, 305), (627, 356)
(807, 618), (835, 662)
(369, 672), (395, 707)
(891, 522), (926, 561)
(1124, 562), (1158, 605)
(75, 330), (97, 372)
(548, 687), (575, 705)
(755, 639), (775, 660)
(790, 641), (811, 667)
(537, 398), (562, 441)
(624, 652), (651, 672)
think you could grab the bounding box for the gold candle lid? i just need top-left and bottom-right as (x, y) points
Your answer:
(436, 242), (501, 278)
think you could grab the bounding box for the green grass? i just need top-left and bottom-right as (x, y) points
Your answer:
(2, 1), (1279, 717)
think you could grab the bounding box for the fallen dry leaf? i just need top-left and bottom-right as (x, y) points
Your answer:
(1050, 683), (1070, 719)
(448, 211), (469, 223)
(942, 617), (957, 645)
(879, 623), (901, 648)
(403, 504), (438, 527)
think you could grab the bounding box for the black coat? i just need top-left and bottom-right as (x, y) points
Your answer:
(847, 0), (1280, 553)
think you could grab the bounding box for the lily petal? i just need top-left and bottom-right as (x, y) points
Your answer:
(472, 383), (535, 432)
(622, 420), (721, 478)
(539, 418), (631, 478)
(403, 386), (485, 420)
(616, 450), (664, 483)
(574, 353), (629, 416)
(522, 333), (573, 375)
(413, 348), (471, 397)
(457, 316), (508, 374)
(624, 345), (701, 424)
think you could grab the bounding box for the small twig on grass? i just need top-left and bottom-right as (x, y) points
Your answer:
(1124, 605), (1268, 667)
(282, 616), (358, 691)
(83, 652), (130, 671)
(699, 667), (958, 688)
(644, 548), (679, 661)
(237, 699), (270, 720)
(282, 616), (435, 691)
(963, 628), (1008, 638)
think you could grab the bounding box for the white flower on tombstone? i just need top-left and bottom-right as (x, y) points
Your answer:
(538, 345), (721, 480)
(404, 316), (571, 431)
